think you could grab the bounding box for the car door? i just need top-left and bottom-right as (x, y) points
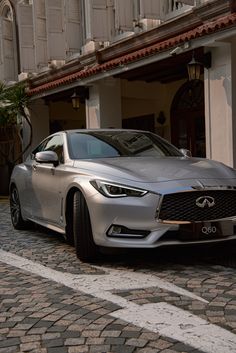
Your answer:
(31, 134), (65, 227)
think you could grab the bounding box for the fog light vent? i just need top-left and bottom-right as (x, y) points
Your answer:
(107, 225), (149, 238)
(109, 225), (122, 235)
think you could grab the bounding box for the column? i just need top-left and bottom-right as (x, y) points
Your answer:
(204, 43), (234, 167)
(86, 77), (122, 128)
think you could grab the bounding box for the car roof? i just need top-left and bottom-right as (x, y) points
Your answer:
(63, 128), (151, 134)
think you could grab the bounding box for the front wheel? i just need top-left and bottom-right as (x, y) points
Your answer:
(10, 186), (29, 230)
(73, 191), (99, 262)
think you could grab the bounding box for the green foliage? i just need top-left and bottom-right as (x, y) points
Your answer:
(0, 81), (29, 126)
(0, 81), (31, 167)
(0, 109), (13, 125)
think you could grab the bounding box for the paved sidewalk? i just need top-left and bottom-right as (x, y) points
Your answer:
(1, 199), (236, 353)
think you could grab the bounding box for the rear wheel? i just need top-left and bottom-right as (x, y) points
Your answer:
(73, 191), (99, 262)
(10, 186), (29, 230)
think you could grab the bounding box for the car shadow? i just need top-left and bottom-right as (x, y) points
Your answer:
(16, 221), (236, 271)
(97, 241), (236, 270)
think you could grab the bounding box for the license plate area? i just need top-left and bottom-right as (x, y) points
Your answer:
(179, 220), (235, 240)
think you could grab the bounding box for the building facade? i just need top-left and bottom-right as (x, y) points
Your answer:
(1, 0), (236, 167)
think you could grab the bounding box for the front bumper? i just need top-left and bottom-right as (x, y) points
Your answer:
(86, 190), (236, 248)
(159, 219), (236, 244)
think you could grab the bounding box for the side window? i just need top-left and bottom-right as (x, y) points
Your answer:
(43, 135), (64, 163)
(31, 140), (48, 158)
(32, 135), (64, 163)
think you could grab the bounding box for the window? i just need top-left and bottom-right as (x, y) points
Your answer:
(2, 6), (12, 20)
(68, 131), (182, 159)
(32, 135), (64, 163)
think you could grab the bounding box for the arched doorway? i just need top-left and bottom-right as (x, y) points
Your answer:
(171, 80), (205, 157)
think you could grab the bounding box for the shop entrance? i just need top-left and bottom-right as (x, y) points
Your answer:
(171, 80), (205, 157)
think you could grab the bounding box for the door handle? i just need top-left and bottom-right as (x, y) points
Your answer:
(33, 164), (37, 171)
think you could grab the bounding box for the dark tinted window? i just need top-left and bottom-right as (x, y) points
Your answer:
(68, 131), (182, 159)
(32, 135), (64, 163)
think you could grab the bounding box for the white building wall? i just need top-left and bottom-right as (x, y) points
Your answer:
(86, 78), (122, 128)
(121, 79), (186, 141)
(231, 37), (236, 167)
(204, 44), (233, 167)
(0, 0), (204, 81)
(9, 0), (83, 77)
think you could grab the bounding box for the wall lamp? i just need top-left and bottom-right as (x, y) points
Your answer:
(187, 52), (212, 81)
(71, 87), (90, 110)
(71, 91), (80, 110)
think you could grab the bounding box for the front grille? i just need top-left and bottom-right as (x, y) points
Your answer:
(159, 190), (236, 222)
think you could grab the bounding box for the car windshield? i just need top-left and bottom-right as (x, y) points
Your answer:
(67, 130), (182, 159)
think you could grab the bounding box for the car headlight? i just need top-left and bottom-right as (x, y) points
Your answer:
(90, 180), (148, 198)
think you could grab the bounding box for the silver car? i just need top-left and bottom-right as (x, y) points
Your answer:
(10, 129), (236, 262)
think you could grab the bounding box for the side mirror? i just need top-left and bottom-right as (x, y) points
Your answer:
(35, 151), (59, 167)
(179, 148), (192, 157)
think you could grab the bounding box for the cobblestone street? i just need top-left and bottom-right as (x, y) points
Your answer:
(1, 198), (236, 353)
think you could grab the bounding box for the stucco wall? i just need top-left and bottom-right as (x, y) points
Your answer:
(86, 79), (122, 128)
(121, 79), (186, 141)
(204, 44), (233, 166)
(49, 101), (86, 130)
(232, 38), (236, 168)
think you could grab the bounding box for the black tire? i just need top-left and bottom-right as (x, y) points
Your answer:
(10, 186), (29, 230)
(73, 191), (99, 262)
(65, 195), (75, 245)
(65, 224), (75, 246)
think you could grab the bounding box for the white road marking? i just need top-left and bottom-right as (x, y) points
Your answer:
(0, 249), (206, 304)
(113, 303), (236, 353)
(0, 249), (236, 353)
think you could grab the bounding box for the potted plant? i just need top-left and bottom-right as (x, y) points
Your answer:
(0, 81), (32, 195)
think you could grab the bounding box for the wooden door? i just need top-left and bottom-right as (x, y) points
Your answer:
(171, 80), (205, 157)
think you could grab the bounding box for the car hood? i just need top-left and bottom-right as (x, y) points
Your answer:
(74, 156), (236, 183)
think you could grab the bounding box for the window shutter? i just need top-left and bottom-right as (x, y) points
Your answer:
(140, 0), (161, 19)
(1, 17), (16, 81)
(45, 0), (66, 60)
(66, 0), (82, 58)
(17, 2), (36, 73)
(115, 0), (134, 32)
(33, 0), (48, 70)
(91, 0), (110, 41)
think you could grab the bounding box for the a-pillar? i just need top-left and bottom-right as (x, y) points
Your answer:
(204, 41), (236, 167)
(86, 78), (122, 128)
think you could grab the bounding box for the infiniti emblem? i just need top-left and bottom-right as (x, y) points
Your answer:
(196, 196), (215, 208)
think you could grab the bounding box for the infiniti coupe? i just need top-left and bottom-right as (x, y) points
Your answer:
(10, 129), (236, 262)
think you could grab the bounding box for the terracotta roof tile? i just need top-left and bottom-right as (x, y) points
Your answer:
(28, 13), (236, 96)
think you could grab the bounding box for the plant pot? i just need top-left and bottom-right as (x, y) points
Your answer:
(0, 164), (10, 196)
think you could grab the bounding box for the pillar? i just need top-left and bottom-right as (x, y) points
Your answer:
(204, 42), (235, 167)
(86, 78), (122, 128)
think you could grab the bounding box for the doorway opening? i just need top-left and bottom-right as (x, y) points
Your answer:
(122, 114), (155, 132)
(171, 80), (205, 157)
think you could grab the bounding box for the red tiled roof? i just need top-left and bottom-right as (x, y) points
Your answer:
(28, 12), (236, 96)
